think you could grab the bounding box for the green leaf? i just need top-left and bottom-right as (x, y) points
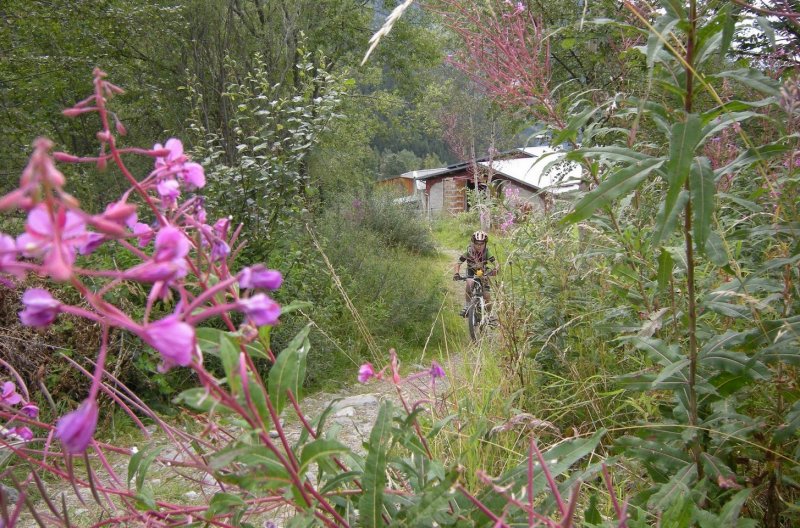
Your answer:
(359, 401), (393, 528)
(135, 486), (157, 511)
(704, 230), (728, 266)
(268, 325), (311, 415)
(720, 3), (736, 59)
(659, 0), (686, 19)
(652, 189), (688, 246)
(700, 349), (769, 379)
(647, 463), (697, 511)
(699, 453), (736, 484)
(130, 445), (165, 492)
(174, 387), (219, 412)
(666, 114), (702, 188)
(280, 300), (313, 316)
(615, 437), (692, 474)
(206, 492), (245, 519)
(212, 445), (291, 492)
(646, 15), (680, 68)
(658, 248), (673, 291)
(720, 489), (754, 526)
(774, 400), (800, 443)
(320, 471), (361, 495)
(652, 358), (690, 390)
(628, 337), (682, 366)
(584, 493), (602, 525)
(690, 157), (715, 251)
(220, 335), (242, 395)
(564, 158), (664, 223)
(716, 69), (780, 96)
(699, 111), (764, 145)
(298, 439), (349, 476)
(567, 146), (649, 165)
(756, 16), (776, 48)
(553, 105), (599, 145)
(196, 327), (224, 356)
(715, 138), (792, 179)
(661, 494), (694, 527)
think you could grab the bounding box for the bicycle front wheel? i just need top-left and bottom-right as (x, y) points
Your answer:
(467, 302), (482, 342)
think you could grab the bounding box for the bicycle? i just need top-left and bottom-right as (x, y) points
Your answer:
(455, 268), (496, 342)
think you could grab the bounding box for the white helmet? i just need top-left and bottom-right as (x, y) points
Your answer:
(472, 230), (488, 243)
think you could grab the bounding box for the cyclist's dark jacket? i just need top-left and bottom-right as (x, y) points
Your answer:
(459, 244), (495, 277)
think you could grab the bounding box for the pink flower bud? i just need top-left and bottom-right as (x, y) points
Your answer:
(154, 226), (190, 262)
(430, 361), (446, 379)
(358, 363), (375, 383)
(19, 288), (61, 327)
(56, 399), (98, 454)
(10, 426), (34, 441)
(0, 189), (31, 211)
(141, 315), (196, 369)
(53, 152), (83, 163)
(62, 107), (96, 117)
(114, 116), (127, 136)
(0, 382), (22, 406)
(238, 294), (281, 327)
(21, 403), (39, 418)
(238, 265), (283, 290)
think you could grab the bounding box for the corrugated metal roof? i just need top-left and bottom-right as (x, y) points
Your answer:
(479, 148), (582, 194)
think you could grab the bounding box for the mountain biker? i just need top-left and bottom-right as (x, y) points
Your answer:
(453, 230), (497, 317)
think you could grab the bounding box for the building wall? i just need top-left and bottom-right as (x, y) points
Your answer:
(426, 180), (444, 216)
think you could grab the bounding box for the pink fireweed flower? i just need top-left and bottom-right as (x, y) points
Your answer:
(131, 221), (154, 248)
(55, 398), (99, 454)
(17, 205), (87, 280)
(19, 288), (61, 327)
(238, 265), (283, 290)
(123, 225), (189, 284)
(238, 294), (281, 327)
(358, 363), (375, 383)
(79, 232), (106, 255)
(8, 426), (34, 441)
(157, 179), (180, 205)
(0, 382), (22, 406)
(213, 217), (231, 239)
(124, 260), (187, 283)
(430, 361), (446, 380)
(154, 138), (186, 169)
(99, 200), (137, 226)
(140, 315), (196, 370)
(154, 225), (190, 263)
(20, 403), (39, 418)
(211, 240), (230, 262)
(0, 233), (24, 279)
(182, 162), (206, 189)
(153, 138), (205, 190)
